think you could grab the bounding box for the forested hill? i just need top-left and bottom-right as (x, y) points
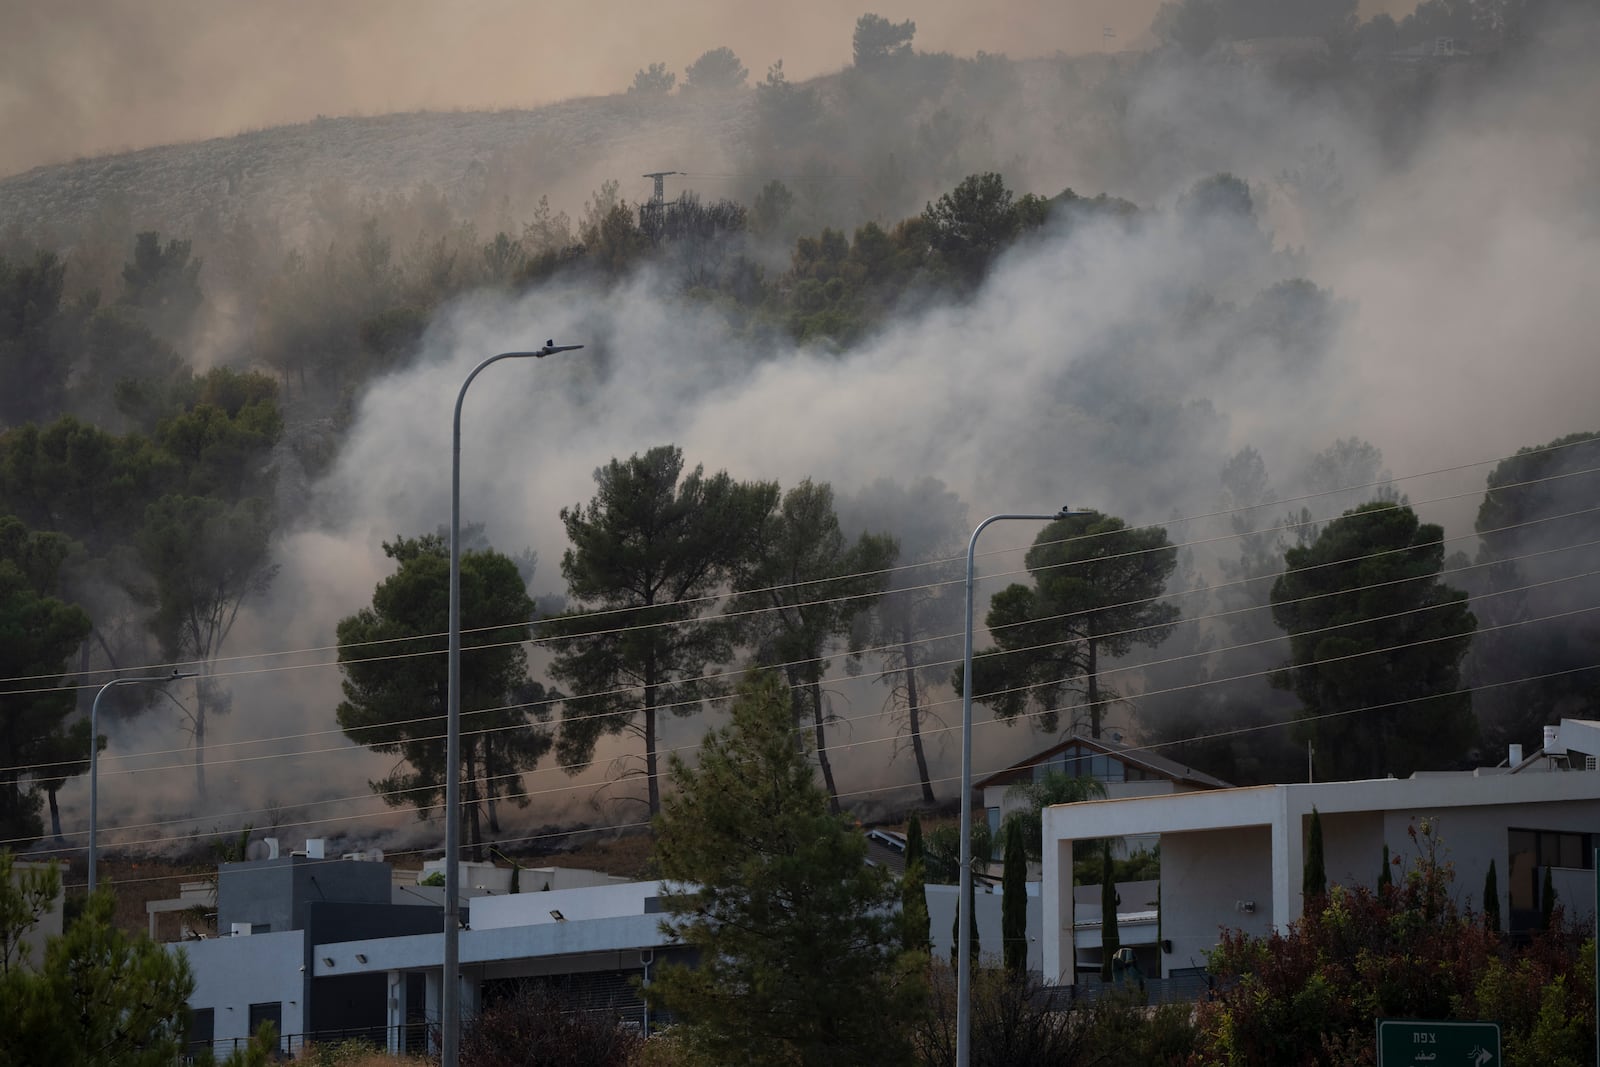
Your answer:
(0, 92), (753, 245)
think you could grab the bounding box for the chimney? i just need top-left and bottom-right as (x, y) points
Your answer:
(1508, 743), (1523, 766)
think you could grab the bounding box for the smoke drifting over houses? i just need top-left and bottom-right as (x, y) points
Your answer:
(4, 1), (1598, 856)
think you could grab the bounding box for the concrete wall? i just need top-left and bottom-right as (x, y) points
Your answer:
(470, 880), (663, 931)
(926, 882), (1043, 973)
(1160, 826), (1274, 975)
(219, 857), (391, 933)
(1040, 773), (1600, 985)
(180, 930), (305, 1049)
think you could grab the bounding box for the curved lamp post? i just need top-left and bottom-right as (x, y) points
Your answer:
(957, 507), (1089, 1067)
(89, 670), (194, 894)
(443, 342), (582, 1067)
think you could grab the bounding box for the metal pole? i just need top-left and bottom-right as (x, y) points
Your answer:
(443, 343), (581, 1067)
(88, 671), (193, 895)
(958, 507), (1085, 1067)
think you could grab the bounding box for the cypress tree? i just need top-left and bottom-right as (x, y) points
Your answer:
(1540, 865), (1556, 930)
(1099, 841), (1119, 983)
(1483, 859), (1500, 933)
(1002, 822), (1027, 976)
(902, 815), (930, 953)
(1378, 843), (1393, 894)
(950, 875), (979, 969)
(1303, 808), (1327, 902)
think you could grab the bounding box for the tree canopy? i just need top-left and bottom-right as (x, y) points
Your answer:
(965, 511), (1178, 738)
(853, 13), (917, 66)
(0, 517), (91, 849)
(545, 445), (775, 815)
(732, 480), (896, 812)
(336, 534), (553, 856)
(647, 670), (924, 1065)
(1271, 502), (1476, 780)
(0, 861), (195, 1067)
(682, 47), (748, 93)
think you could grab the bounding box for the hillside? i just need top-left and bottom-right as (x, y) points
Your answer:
(0, 92), (754, 245)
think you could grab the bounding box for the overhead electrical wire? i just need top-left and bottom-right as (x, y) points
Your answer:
(2, 451), (1594, 712)
(4, 443), (1595, 858)
(16, 593), (1597, 854)
(1, 436), (1593, 693)
(49, 655), (1600, 893)
(2, 491), (1595, 786)
(3, 525), (1594, 783)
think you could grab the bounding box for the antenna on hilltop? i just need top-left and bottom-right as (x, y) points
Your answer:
(642, 171), (681, 207)
(641, 171), (682, 244)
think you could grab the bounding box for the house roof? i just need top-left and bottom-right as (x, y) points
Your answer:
(864, 829), (907, 874)
(974, 732), (1232, 792)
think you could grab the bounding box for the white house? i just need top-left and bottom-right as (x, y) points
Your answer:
(976, 731), (1231, 860)
(1039, 722), (1600, 986)
(175, 850), (678, 1058)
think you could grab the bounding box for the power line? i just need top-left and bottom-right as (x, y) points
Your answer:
(4, 452), (1595, 705)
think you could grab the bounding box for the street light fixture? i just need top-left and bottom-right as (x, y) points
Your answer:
(443, 341), (582, 1067)
(89, 670), (195, 895)
(957, 507), (1090, 1067)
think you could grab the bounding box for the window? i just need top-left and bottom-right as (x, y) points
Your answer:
(188, 1008), (214, 1054)
(247, 1002), (282, 1047)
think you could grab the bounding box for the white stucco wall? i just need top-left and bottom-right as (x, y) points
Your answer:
(1160, 826), (1274, 974)
(1039, 773), (1600, 986)
(179, 929), (305, 1048)
(926, 882), (1041, 972)
(469, 879), (661, 930)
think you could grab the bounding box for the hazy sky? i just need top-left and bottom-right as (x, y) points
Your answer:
(1, 0), (1412, 178)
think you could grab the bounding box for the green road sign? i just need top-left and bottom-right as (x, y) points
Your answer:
(1377, 1020), (1501, 1066)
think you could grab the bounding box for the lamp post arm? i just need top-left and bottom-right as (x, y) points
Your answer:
(89, 671), (194, 895)
(443, 343), (580, 1067)
(957, 507), (1086, 1067)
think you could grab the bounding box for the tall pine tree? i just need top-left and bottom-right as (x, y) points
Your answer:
(648, 670), (924, 1064)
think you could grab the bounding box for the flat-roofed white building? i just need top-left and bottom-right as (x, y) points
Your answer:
(1040, 724), (1600, 986)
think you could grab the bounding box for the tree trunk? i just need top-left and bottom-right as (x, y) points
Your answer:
(1086, 632), (1101, 739)
(194, 688), (208, 803)
(47, 786), (64, 843)
(644, 657), (660, 816)
(484, 740), (501, 834)
(465, 740), (483, 861)
(901, 628), (935, 805)
(809, 676), (841, 815)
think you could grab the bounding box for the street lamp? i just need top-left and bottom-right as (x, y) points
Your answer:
(443, 341), (582, 1067)
(957, 507), (1089, 1067)
(89, 670), (194, 894)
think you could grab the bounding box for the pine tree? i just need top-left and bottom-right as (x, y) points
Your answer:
(647, 671), (924, 1064)
(545, 445), (775, 815)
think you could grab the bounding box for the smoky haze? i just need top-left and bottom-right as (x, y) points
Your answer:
(0, 0), (1425, 178)
(15, 1), (1600, 858)
(0, 0), (1145, 178)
